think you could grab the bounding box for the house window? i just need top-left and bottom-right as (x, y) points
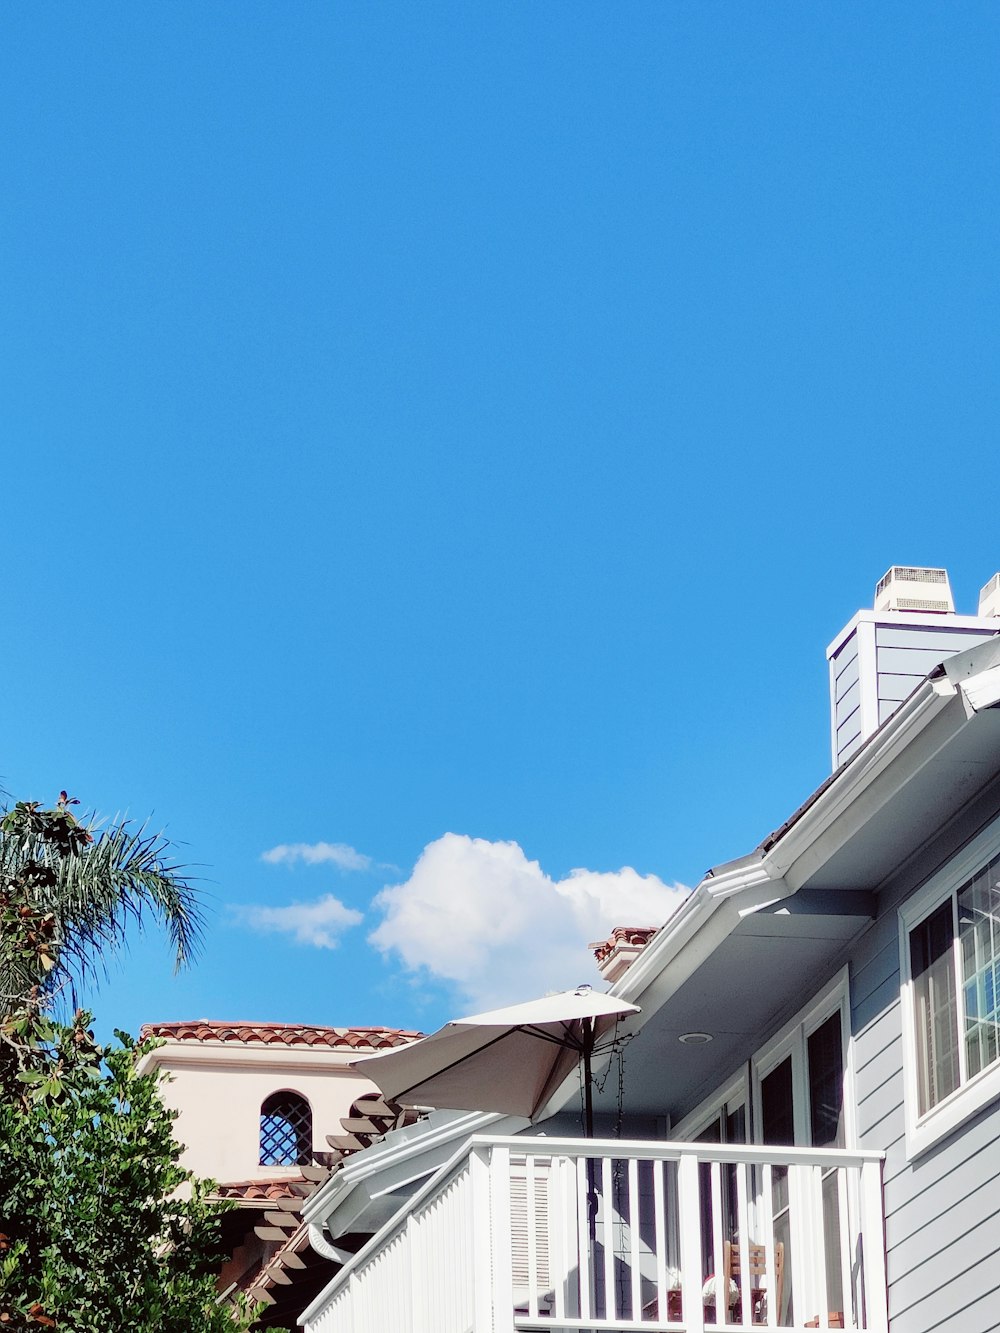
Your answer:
(259, 1090), (312, 1167)
(900, 818), (1000, 1157)
(907, 851), (1000, 1116)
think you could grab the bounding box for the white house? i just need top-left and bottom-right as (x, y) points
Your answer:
(299, 567), (1000, 1333)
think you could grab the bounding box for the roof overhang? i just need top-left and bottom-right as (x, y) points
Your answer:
(541, 637), (1000, 1123)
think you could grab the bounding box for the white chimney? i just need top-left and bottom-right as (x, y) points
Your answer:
(978, 573), (1000, 618)
(827, 567), (1000, 771)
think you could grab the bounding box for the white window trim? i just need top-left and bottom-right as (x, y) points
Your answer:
(672, 968), (854, 1151)
(898, 816), (1000, 1160)
(751, 968), (856, 1151)
(672, 1069), (750, 1143)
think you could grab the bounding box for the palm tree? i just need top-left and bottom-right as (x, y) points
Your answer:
(0, 794), (202, 1015)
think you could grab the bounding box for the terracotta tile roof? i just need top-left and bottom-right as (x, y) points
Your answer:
(139, 1020), (423, 1050)
(214, 1178), (312, 1203)
(591, 925), (658, 965)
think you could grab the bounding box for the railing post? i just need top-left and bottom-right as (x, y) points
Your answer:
(407, 1209), (424, 1332)
(490, 1143), (515, 1333)
(470, 1145), (496, 1333)
(678, 1153), (705, 1333)
(859, 1158), (888, 1333)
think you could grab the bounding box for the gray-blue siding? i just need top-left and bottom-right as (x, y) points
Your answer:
(872, 625), (997, 732)
(833, 635), (862, 764)
(849, 782), (1000, 1333)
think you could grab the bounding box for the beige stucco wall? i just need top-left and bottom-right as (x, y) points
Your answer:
(141, 1041), (379, 1183)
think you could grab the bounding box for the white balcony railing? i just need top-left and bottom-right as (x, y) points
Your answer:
(303, 1135), (887, 1333)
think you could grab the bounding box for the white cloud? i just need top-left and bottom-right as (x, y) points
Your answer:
(261, 841), (373, 872)
(237, 894), (364, 949)
(369, 834), (689, 1011)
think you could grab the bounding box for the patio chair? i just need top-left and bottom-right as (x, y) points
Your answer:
(724, 1239), (784, 1325)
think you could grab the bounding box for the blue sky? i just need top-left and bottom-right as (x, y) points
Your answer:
(2, 5), (999, 1041)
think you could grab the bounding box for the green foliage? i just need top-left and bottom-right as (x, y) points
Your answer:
(0, 794), (201, 1012)
(0, 798), (262, 1331)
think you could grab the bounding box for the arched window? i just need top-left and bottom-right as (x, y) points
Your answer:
(259, 1090), (312, 1167)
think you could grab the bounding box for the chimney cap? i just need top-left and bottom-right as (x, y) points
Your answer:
(873, 565), (954, 614)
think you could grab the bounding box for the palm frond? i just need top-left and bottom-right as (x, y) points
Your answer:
(0, 810), (204, 1004)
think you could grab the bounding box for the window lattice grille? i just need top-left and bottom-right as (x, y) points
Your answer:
(259, 1091), (312, 1166)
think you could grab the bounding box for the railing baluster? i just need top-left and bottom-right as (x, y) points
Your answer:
(735, 1158), (751, 1329)
(709, 1160), (725, 1327)
(654, 1157), (668, 1324)
(576, 1153), (593, 1322)
(678, 1154), (704, 1333)
(760, 1163), (776, 1329)
(814, 1165), (829, 1329)
(526, 1154), (539, 1320)
(601, 1155), (615, 1321)
(836, 1165), (853, 1330)
(628, 1156), (642, 1321)
(550, 1156), (567, 1323)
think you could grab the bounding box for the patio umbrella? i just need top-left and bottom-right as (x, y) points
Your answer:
(352, 985), (640, 1137)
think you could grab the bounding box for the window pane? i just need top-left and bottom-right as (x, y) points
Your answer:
(695, 1116), (722, 1279)
(910, 900), (959, 1114)
(958, 854), (1000, 1080)
(725, 1103), (746, 1145)
(807, 1012), (845, 1150)
(760, 1058), (794, 1146)
(760, 1058), (794, 1324)
(260, 1091), (312, 1166)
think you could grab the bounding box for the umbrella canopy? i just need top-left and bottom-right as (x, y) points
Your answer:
(352, 986), (640, 1130)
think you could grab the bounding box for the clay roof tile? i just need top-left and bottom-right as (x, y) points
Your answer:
(139, 1020), (424, 1050)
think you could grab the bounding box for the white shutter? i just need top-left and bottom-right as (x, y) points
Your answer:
(509, 1155), (552, 1312)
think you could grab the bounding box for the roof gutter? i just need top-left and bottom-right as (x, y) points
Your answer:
(612, 672), (957, 1017)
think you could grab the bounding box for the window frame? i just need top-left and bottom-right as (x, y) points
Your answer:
(672, 968), (854, 1152)
(899, 817), (1000, 1160)
(672, 1070), (750, 1145)
(750, 969), (854, 1152)
(259, 1087), (314, 1168)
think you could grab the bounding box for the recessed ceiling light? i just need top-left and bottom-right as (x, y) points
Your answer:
(678, 1032), (713, 1045)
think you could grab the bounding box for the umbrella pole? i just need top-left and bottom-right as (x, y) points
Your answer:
(582, 1018), (598, 1250)
(583, 1028), (594, 1138)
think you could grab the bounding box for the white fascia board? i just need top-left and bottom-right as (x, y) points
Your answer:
(135, 1041), (364, 1077)
(605, 863), (791, 1028)
(762, 684), (952, 890)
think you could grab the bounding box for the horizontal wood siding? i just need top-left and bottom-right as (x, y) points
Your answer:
(833, 636), (862, 763)
(836, 677), (861, 728)
(848, 778), (1000, 1333)
(877, 672), (923, 704)
(875, 645), (952, 678)
(838, 707), (863, 759)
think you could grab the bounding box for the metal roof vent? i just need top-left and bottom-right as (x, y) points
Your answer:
(978, 573), (1000, 618)
(873, 565), (954, 614)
